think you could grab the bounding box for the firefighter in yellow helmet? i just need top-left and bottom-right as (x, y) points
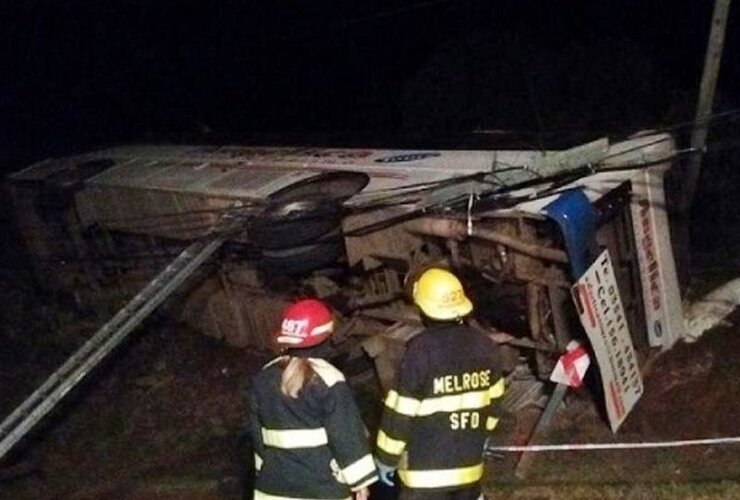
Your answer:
(375, 268), (504, 500)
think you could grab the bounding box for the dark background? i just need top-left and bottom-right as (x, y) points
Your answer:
(2, 0), (738, 170)
(0, 4), (738, 494)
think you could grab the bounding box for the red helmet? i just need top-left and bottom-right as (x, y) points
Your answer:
(277, 299), (334, 348)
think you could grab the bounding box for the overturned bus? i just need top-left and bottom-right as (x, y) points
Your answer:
(2, 131), (685, 454)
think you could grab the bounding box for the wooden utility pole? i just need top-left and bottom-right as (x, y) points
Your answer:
(682, 0), (732, 212)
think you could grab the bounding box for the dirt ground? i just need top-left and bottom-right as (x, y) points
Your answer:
(3, 273), (740, 499)
(484, 310), (740, 488)
(0, 317), (269, 499)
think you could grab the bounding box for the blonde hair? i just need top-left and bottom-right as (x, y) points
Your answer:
(279, 357), (316, 398)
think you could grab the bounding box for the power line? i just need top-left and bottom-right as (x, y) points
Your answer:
(472, 107), (740, 141)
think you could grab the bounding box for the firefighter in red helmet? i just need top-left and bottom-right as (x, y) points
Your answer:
(249, 299), (378, 500)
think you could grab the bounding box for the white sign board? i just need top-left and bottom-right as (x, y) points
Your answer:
(572, 250), (643, 432)
(629, 167), (685, 349)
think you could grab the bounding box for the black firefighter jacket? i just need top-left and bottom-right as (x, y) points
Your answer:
(250, 355), (378, 500)
(375, 324), (504, 492)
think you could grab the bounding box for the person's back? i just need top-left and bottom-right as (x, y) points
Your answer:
(252, 356), (375, 499)
(377, 325), (503, 498)
(249, 299), (377, 500)
(375, 268), (504, 500)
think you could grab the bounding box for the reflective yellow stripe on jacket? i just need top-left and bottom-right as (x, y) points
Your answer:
(376, 429), (406, 456)
(384, 377), (505, 417)
(336, 454), (377, 485)
(261, 427), (328, 448)
(254, 490), (350, 500)
(384, 390), (421, 416)
(398, 463), (484, 489)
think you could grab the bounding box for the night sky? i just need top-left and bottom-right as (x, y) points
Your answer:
(2, 0), (738, 169)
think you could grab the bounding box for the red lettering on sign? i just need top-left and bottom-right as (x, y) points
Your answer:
(639, 202), (661, 311)
(609, 381), (625, 418)
(580, 285), (597, 329)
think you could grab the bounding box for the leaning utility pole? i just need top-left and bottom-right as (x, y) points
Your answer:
(682, 0), (732, 212)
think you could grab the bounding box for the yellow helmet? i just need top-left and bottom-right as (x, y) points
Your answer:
(412, 268), (473, 320)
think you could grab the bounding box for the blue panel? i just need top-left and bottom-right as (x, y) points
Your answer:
(543, 189), (597, 278)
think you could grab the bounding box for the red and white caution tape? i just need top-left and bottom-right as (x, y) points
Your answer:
(486, 436), (740, 453)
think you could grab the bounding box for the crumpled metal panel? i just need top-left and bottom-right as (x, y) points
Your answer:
(543, 188), (597, 278)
